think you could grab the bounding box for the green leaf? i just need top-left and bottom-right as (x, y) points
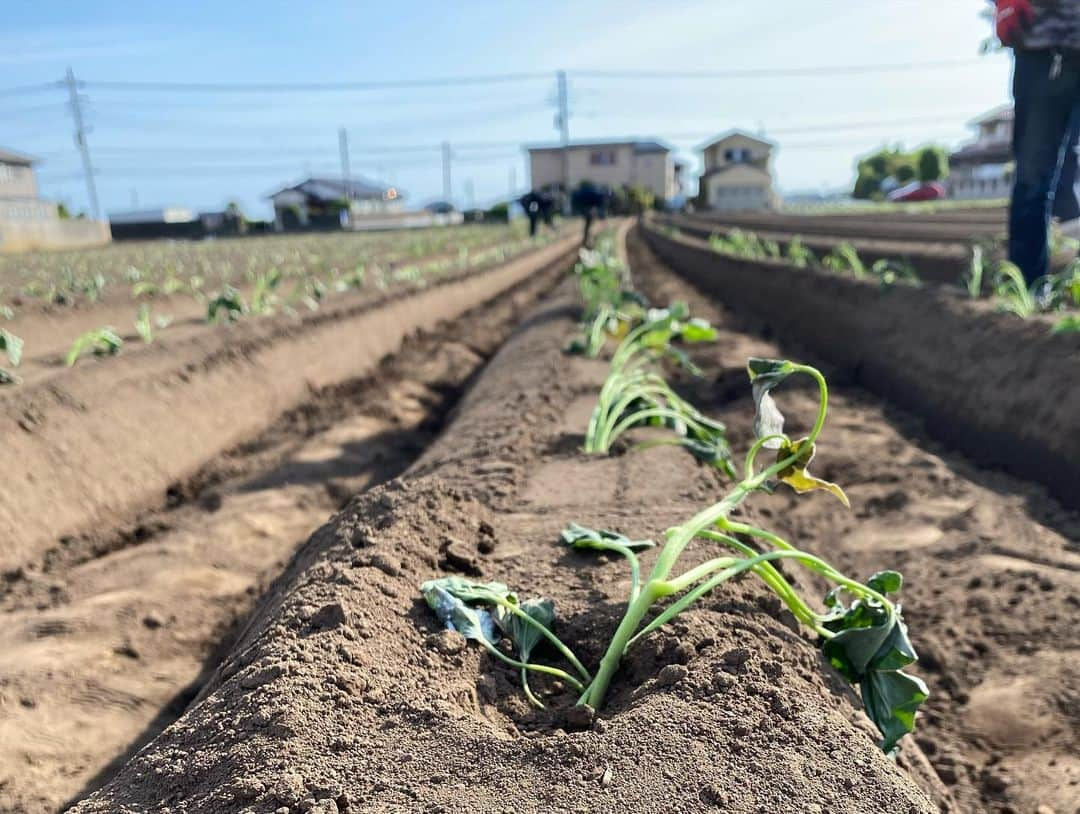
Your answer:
(862, 670), (929, 753)
(421, 583), (498, 645)
(747, 358), (795, 446)
(679, 318), (718, 343)
(66, 328), (122, 367)
(820, 574), (927, 752)
(420, 576), (511, 605)
(495, 597), (555, 662)
(0, 367), (18, 385)
(775, 438), (849, 507)
(0, 329), (23, 367)
(866, 570), (902, 595)
(561, 522), (655, 552)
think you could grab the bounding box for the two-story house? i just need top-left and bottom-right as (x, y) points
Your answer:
(0, 146), (110, 253)
(526, 140), (677, 202)
(696, 131), (778, 212)
(948, 106), (1013, 200)
(0, 148), (57, 225)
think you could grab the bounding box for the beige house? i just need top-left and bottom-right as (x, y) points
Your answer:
(697, 131), (778, 212)
(948, 106), (1014, 200)
(0, 147), (110, 253)
(527, 140), (677, 201)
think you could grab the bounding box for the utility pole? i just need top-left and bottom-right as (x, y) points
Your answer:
(556, 70), (570, 213)
(441, 141), (452, 204)
(65, 67), (100, 221)
(338, 127), (351, 193)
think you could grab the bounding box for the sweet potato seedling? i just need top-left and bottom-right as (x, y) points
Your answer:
(421, 356), (927, 753)
(135, 305), (154, 344)
(66, 327), (123, 367)
(0, 328), (23, 384)
(583, 301), (735, 475)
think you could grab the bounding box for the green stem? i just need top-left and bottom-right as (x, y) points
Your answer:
(489, 597), (592, 682)
(521, 667), (544, 709)
(480, 640), (586, 693)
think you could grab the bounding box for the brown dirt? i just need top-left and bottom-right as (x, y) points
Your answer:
(0, 244), (569, 814)
(70, 230), (944, 814)
(677, 211), (1006, 243)
(625, 228), (1080, 814)
(0, 235), (579, 574)
(642, 221), (1080, 512)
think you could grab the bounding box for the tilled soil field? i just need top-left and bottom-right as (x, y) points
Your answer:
(0, 234), (578, 813)
(8, 220), (1078, 814)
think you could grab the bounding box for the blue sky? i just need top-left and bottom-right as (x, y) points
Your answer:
(1, 1), (1011, 218)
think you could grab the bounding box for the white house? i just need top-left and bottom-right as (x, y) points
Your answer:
(948, 106), (1014, 201)
(696, 131), (778, 212)
(526, 140), (678, 201)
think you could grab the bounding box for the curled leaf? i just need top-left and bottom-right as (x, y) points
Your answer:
(775, 438), (849, 507)
(747, 358), (795, 447)
(820, 574), (928, 752)
(421, 583), (498, 645)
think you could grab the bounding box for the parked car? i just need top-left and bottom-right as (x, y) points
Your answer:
(886, 181), (946, 203)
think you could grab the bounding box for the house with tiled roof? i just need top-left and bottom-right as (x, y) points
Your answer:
(948, 106), (1013, 200)
(268, 176), (403, 231)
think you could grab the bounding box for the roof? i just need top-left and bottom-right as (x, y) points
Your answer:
(108, 207), (197, 225)
(525, 139), (672, 155)
(0, 147), (37, 166)
(969, 105), (1013, 128)
(695, 129), (775, 153)
(267, 176), (400, 202)
(948, 142), (1011, 165)
(700, 163), (773, 181)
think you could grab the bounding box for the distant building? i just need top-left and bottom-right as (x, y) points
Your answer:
(696, 130), (778, 212)
(525, 140), (678, 202)
(0, 146), (109, 253)
(948, 106), (1014, 200)
(268, 177), (403, 231)
(108, 207), (202, 240)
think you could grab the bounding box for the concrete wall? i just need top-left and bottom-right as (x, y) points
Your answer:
(0, 218), (112, 253)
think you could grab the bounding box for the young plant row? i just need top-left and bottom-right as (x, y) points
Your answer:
(707, 229), (920, 289)
(421, 241), (928, 754)
(0, 227), (562, 382)
(966, 243), (1080, 334)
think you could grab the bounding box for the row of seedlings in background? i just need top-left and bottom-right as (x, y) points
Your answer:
(707, 228), (919, 289)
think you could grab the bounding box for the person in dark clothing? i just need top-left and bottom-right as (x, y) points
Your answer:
(519, 190), (543, 237)
(572, 182), (610, 246)
(995, 0), (1080, 282)
(519, 189), (558, 237)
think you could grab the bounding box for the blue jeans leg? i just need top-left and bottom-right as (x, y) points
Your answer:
(1009, 51), (1080, 283)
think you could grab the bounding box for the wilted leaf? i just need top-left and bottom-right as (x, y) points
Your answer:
(775, 438), (849, 507)
(495, 597), (555, 662)
(421, 583), (498, 645)
(747, 358), (795, 447)
(561, 522), (654, 552)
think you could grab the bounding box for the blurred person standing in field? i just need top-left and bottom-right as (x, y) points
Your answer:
(995, 0), (1080, 283)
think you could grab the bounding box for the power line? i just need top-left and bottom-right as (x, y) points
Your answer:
(572, 58), (989, 80)
(77, 72), (553, 94)
(0, 80), (63, 98)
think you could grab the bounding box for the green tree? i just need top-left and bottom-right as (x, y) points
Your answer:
(916, 146), (949, 182)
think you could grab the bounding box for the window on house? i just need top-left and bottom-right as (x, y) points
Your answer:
(589, 150), (617, 166)
(0, 164), (13, 182)
(724, 148), (753, 163)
